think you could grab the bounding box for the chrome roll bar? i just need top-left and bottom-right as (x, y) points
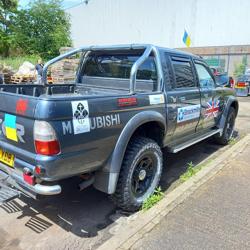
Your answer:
(42, 44), (163, 94)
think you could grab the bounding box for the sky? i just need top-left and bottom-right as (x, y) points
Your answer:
(19, 0), (84, 9)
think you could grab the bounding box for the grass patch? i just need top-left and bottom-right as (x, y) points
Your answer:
(142, 187), (164, 211)
(180, 159), (214, 183)
(180, 162), (202, 182)
(229, 137), (237, 145)
(0, 55), (39, 70)
(180, 135), (241, 183)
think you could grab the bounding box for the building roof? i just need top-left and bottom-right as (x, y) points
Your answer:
(178, 45), (250, 56)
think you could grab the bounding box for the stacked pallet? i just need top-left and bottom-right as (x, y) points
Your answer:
(50, 58), (79, 84)
(10, 74), (35, 84)
(0, 64), (15, 84)
(10, 61), (36, 84)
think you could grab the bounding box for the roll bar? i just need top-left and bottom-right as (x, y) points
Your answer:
(42, 44), (163, 94)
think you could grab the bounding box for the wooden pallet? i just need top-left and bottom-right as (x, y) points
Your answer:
(10, 75), (35, 84)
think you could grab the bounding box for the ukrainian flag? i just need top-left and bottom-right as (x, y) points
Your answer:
(183, 30), (191, 47)
(5, 114), (18, 142)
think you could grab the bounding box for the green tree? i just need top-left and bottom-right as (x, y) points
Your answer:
(234, 55), (247, 78)
(14, 0), (72, 59)
(0, 0), (18, 57)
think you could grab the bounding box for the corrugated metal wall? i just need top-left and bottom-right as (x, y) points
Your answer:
(67, 0), (250, 48)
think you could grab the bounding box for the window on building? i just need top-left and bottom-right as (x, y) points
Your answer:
(195, 63), (215, 88)
(171, 59), (195, 88)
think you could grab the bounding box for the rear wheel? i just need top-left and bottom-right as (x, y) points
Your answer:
(214, 107), (236, 145)
(112, 136), (163, 212)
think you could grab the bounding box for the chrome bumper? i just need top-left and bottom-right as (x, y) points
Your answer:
(0, 169), (61, 196)
(32, 183), (61, 195)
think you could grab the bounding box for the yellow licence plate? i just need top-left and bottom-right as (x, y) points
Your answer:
(0, 148), (15, 168)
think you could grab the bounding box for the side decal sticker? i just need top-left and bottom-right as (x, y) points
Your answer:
(205, 100), (220, 118)
(4, 114), (18, 142)
(62, 114), (121, 135)
(16, 99), (28, 115)
(72, 100), (90, 134)
(0, 118), (25, 143)
(149, 94), (165, 105)
(177, 104), (201, 123)
(91, 114), (120, 130)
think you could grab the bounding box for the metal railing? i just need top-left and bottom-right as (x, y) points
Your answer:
(42, 44), (163, 94)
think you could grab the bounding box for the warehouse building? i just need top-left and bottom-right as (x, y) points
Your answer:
(67, 0), (250, 75)
(181, 45), (250, 76)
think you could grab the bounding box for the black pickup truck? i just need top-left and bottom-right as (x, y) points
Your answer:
(0, 44), (238, 211)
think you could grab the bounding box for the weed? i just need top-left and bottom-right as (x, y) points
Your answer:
(142, 187), (164, 211)
(229, 137), (237, 145)
(180, 162), (202, 182)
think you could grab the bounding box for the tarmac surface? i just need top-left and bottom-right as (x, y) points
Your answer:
(0, 96), (249, 250)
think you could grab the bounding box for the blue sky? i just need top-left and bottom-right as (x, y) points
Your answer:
(19, 0), (83, 9)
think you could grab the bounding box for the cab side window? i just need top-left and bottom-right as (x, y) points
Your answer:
(195, 63), (215, 88)
(171, 58), (196, 88)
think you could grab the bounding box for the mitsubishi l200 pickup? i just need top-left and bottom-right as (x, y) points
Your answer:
(0, 44), (238, 211)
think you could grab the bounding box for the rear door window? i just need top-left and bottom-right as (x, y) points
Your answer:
(171, 58), (196, 88)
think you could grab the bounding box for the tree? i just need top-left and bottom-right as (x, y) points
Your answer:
(14, 0), (72, 59)
(234, 56), (247, 78)
(0, 0), (18, 57)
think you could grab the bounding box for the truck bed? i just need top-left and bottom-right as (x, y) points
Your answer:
(1, 76), (155, 98)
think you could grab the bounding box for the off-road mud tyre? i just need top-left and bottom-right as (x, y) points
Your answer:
(214, 107), (236, 145)
(112, 136), (163, 212)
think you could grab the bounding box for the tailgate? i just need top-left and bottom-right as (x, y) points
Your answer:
(0, 93), (38, 155)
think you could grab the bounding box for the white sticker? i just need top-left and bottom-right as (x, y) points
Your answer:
(177, 104), (201, 123)
(149, 94), (165, 105)
(71, 100), (90, 134)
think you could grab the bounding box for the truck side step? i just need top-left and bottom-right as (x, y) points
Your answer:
(169, 129), (222, 153)
(0, 184), (20, 204)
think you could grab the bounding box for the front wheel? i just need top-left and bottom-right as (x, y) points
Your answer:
(214, 107), (236, 145)
(112, 136), (163, 212)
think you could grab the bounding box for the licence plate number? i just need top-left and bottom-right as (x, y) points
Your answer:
(0, 148), (15, 167)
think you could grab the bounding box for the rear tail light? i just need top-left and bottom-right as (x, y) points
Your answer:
(34, 121), (60, 156)
(237, 82), (246, 87)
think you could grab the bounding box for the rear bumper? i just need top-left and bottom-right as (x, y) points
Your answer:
(32, 183), (61, 195)
(235, 87), (249, 97)
(0, 166), (61, 197)
(0, 140), (100, 182)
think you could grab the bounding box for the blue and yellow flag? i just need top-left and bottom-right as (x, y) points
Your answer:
(5, 114), (18, 142)
(183, 30), (191, 47)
